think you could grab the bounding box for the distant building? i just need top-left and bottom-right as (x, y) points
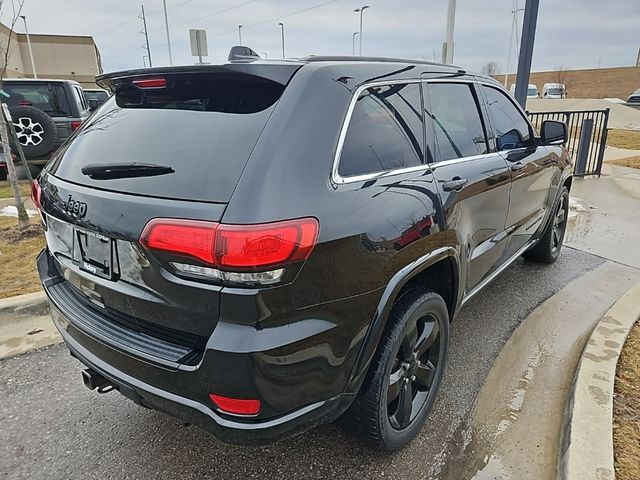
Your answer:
(0, 22), (102, 88)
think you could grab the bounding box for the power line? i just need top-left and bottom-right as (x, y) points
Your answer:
(150, 0), (343, 48)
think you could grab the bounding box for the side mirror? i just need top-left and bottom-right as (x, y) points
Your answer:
(540, 120), (567, 145)
(88, 98), (100, 110)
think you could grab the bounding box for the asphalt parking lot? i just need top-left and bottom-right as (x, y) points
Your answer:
(0, 248), (603, 480)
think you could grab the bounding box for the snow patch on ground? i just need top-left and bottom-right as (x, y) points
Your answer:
(0, 205), (37, 218)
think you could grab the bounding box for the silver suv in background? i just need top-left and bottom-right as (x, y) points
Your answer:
(1, 78), (91, 170)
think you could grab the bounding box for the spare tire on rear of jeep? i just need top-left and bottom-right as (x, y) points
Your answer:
(9, 106), (58, 159)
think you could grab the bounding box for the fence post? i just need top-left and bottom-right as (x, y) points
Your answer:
(594, 108), (610, 177)
(575, 119), (594, 176)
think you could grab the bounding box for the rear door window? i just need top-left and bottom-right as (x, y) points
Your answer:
(47, 73), (286, 203)
(338, 83), (424, 177)
(72, 86), (88, 112)
(426, 83), (488, 161)
(2, 83), (71, 116)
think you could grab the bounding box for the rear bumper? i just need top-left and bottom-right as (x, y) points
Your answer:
(38, 250), (359, 444)
(53, 311), (352, 444)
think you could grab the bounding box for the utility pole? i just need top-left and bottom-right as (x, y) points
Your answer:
(354, 6), (370, 56)
(504, 1), (524, 87)
(352, 32), (359, 56)
(442, 0), (456, 64)
(140, 5), (152, 67)
(19, 16), (37, 78)
(238, 25), (243, 44)
(636, 46), (640, 67)
(514, 0), (540, 108)
(278, 22), (285, 58)
(162, 0), (173, 65)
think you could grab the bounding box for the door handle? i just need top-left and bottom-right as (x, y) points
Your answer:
(510, 162), (525, 172)
(442, 177), (468, 192)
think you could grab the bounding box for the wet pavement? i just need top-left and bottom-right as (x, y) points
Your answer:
(0, 248), (604, 480)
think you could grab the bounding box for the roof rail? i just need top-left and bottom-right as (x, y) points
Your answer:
(300, 55), (463, 71)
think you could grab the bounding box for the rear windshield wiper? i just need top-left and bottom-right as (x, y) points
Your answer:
(81, 163), (175, 180)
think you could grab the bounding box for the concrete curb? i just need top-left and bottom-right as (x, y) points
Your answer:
(558, 281), (640, 480)
(0, 291), (48, 320)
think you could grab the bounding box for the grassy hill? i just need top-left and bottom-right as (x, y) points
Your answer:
(495, 66), (639, 100)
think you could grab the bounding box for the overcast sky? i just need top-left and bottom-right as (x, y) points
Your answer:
(2, 0), (639, 74)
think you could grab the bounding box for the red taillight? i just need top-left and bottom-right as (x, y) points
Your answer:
(132, 78), (167, 89)
(139, 217), (318, 271)
(71, 120), (82, 130)
(140, 219), (217, 265)
(209, 394), (261, 416)
(31, 178), (41, 210)
(216, 219), (318, 269)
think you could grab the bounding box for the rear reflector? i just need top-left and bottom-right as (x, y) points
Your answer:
(70, 120), (82, 130)
(132, 78), (167, 89)
(140, 217), (318, 272)
(209, 394), (261, 416)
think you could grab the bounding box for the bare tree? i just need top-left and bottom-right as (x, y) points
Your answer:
(481, 61), (501, 77)
(0, 0), (29, 229)
(423, 49), (442, 64)
(554, 66), (571, 97)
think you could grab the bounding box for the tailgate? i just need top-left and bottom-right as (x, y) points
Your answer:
(39, 172), (225, 342)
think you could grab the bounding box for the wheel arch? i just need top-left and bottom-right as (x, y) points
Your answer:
(347, 247), (460, 392)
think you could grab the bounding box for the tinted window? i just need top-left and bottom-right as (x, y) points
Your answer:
(339, 83), (423, 177)
(73, 86), (87, 111)
(482, 86), (533, 150)
(2, 83), (71, 116)
(427, 83), (488, 161)
(48, 73), (285, 202)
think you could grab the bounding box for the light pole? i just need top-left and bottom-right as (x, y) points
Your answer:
(514, 0), (540, 108)
(19, 15), (37, 78)
(352, 32), (359, 56)
(278, 22), (285, 58)
(162, 0), (173, 65)
(354, 5), (370, 56)
(238, 25), (243, 44)
(442, 0), (456, 64)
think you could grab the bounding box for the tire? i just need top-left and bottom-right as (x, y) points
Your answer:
(9, 106), (58, 159)
(0, 168), (6, 181)
(524, 186), (569, 263)
(350, 288), (449, 451)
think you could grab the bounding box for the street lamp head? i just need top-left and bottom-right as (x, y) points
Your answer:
(19, 15), (26, 20)
(238, 24), (243, 28)
(278, 22), (284, 26)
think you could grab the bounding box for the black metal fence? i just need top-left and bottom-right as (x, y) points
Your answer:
(527, 109), (610, 177)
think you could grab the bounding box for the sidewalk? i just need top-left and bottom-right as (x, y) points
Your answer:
(566, 162), (640, 268)
(440, 156), (640, 479)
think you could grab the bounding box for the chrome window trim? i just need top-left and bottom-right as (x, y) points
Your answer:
(331, 77), (496, 185)
(331, 79), (424, 185)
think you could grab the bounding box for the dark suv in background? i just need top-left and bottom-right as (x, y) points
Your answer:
(2, 78), (91, 171)
(35, 56), (570, 450)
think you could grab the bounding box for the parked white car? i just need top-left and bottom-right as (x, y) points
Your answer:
(509, 83), (540, 98)
(543, 83), (566, 99)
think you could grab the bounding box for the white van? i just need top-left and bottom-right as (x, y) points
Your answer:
(509, 83), (540, 98)
(543, 83), (566, 99)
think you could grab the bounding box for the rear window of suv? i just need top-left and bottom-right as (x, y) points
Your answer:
(47, 73), (285, 203)
(2, 83), (72, 116)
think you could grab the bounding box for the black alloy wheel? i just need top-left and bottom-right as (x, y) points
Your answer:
(350, 289), (449, 450)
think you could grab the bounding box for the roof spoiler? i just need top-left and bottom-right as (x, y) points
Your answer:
(228, 46), (261, 63)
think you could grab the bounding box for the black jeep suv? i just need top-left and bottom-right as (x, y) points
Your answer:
(35, 56), (571, 450)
